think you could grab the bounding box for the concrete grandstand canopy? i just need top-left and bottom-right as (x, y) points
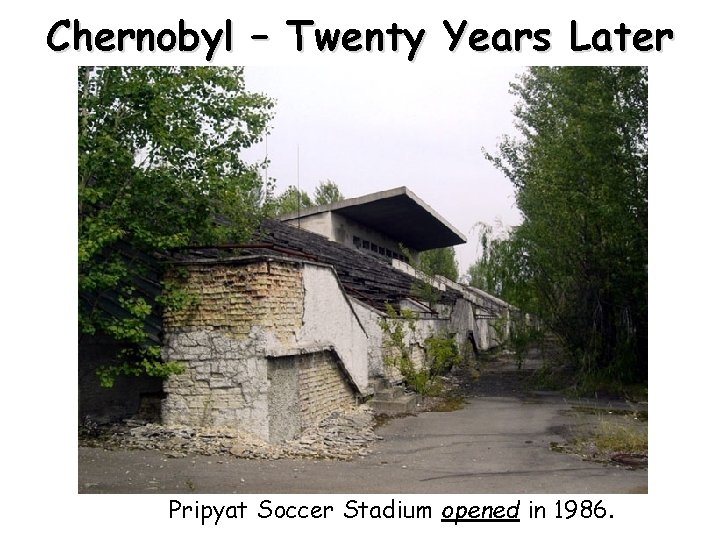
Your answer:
(280, 186), (467, 251)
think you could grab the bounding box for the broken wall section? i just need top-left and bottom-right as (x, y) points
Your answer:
(163, 260), (304, 343)
(267, 349), (356, 443)
(161, 258), (368, 442)
(297, 265), (369, 393)
(162, 260), (305, 440)
(373, 294), (510, 388)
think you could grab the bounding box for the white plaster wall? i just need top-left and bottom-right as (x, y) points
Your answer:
(475, 318), (491, 350)
(446, 297), (508, 351)
(449, 297), (475, 351)
(297, 266), (370, 393)
(349, 298), (385, 378)
(378, 314), (447, 380)
(287, 212), (333, 238)
(407, 317), (447, 369)
(434, 304), (453, 318)
(330, 213), (418, 261)
(162, 327), (270, 439)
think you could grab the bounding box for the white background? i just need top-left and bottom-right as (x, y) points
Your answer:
(1, 1), (717, 538)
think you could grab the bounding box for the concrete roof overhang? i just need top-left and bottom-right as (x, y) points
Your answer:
(281, 186), (466, 251)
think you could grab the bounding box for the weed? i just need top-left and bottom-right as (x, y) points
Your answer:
(592, 419), (648, 454)
(378, 304), (461, 396)
(555, 409), (648, 468)
(570, 406), (647, 422)
(428, 394), (467, 412)
(529, 363), (571, 391)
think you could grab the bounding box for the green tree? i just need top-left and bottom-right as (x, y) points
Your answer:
(466, 222), (537, 311)
(313, 179), (344, 205)
(272, 180), (345, 215)
(484, 67), (648, 383)
(79, 66), (275, 384)
(273, 185), (313, 215)
(417, 247), (459, 281)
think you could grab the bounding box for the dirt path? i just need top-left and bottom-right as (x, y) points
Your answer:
(460, 355), (538, 398)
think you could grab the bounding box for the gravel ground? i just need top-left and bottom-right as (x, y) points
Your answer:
(80, 404), (381, 460)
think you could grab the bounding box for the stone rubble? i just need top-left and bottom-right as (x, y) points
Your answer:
(80, 405), (381, 461)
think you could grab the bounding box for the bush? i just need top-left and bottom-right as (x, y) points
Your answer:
(379, 305), (460, 396)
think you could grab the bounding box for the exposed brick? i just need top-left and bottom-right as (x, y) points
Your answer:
(297, 352), (355, 429)
(161, 260), (361, 442)
(164, 261), (304, 344)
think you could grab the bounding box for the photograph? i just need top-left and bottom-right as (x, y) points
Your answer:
(77, 65), (648, 494)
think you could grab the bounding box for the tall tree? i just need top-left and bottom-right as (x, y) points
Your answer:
(313, 179), (344, 206)
(418, 247), (459, 282)
(466, 223), (535, 307)
(273, 186), (313, 215)
(272, 180), (344, 215)
(79, 67), (275, 383)
(484, 67), (647, 382)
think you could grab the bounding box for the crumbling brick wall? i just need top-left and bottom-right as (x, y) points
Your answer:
(267, 350), (355, 442)
(161, 259), (362, 442)
(164, 260), (304, 343)
(297, 351), (355, 425)
(162, 260), (306, 439)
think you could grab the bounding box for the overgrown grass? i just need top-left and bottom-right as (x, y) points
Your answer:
(568, 371), (648, 402)
(554, 410), (648, 467)
(525, 350), (648, 403)
(428, 393), (466, 412)
(592, 419), (648, 454)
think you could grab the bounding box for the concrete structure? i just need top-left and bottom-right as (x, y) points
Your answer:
(161, 259), (366, 442)
(156, 187), (511, 441)
(79, 187), (512, 443)
(281, 186), (467, 264)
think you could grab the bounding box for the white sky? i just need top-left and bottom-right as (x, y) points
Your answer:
(241, 65), (525, 274)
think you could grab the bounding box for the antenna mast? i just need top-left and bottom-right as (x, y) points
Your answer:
(296, 144), (300, 225)
(263, 130), (269, 200)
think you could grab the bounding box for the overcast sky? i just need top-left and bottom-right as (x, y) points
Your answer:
(241, 65), (525, 274)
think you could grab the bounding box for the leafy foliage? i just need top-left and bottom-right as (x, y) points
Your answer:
(79, 66), (275, 385)
(273, 186), (314, 216)
(482, 67), (648, 384)
(95, 347), (185, 389)
(425, 332), (462, 375)
(417, 247), (459, 281)
(467, 222), (539, 313)
(506, 313), (544, 370)
(272, 179), (344, 215)
(313, 180), (344, 206)
(379, 304), (460, 396)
